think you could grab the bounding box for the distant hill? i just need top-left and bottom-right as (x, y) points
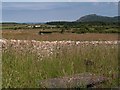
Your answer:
(76, 14), (119, 22)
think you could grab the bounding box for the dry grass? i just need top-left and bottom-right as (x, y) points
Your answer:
(2, 29), (119, 41)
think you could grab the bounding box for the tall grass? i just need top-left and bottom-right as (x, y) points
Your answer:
(2, 42), (119, 88)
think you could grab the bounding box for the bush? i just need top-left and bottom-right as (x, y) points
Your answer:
(39, 31), (52, 35)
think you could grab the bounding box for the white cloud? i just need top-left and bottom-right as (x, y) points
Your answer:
(3, 2), (77, 10)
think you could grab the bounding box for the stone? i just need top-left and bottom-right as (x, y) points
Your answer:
(39, 73), (108, 88)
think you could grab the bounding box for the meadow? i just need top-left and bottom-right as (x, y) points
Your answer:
(2, 39), (119, 88)
(1, 22), (120, 88)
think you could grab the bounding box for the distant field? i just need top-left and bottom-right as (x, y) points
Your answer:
(2, 29), (119, 41)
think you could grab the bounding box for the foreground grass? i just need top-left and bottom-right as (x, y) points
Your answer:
(2, 44), (119, 88)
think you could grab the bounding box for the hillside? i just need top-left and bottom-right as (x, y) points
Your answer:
(76, 14), (119, 22)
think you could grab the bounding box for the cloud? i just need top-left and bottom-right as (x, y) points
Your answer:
(3, 2), (73, 10)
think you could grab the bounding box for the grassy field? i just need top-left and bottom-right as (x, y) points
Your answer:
(2, 40), (119, 88)
(2, 27), (119, 88)
(2, 29), (119, 41)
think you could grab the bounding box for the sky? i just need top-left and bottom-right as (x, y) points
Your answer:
(1, 0), (119, 2)
(2, 2), (119, 23)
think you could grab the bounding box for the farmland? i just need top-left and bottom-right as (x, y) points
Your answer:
(2, 21), (119, 41)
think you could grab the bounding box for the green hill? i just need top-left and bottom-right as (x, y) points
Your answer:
(76, 14), (119, 22)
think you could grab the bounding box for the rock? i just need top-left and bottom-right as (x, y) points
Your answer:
(39, 73), (108, 88)
(84, 59), (94, 66)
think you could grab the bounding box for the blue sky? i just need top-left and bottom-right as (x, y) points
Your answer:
(2, 2), (118, 22)
(2, 0), (119, 2)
